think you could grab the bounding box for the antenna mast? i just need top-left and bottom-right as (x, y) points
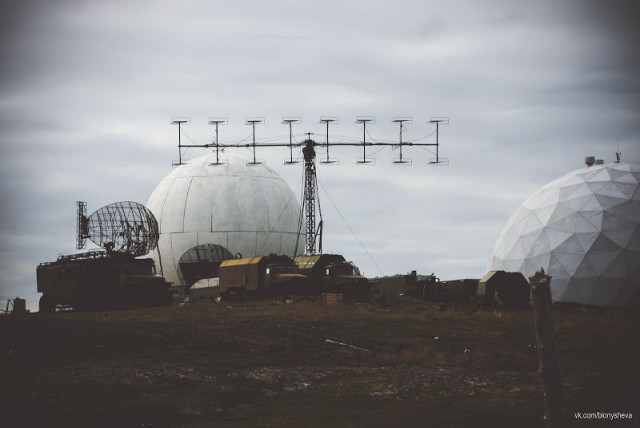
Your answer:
(302, 139), (322, 254)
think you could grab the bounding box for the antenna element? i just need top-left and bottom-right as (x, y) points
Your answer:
(171, 117), (191, 166)
(429, 117), (449, 164)
(208, 117), (228, 165)
(392, 117), (412, 164)
(245, 117), (265, 165)
(282, 117), (301, 164)
(356, 116), (375, 164)
(320, 116), (339, 164)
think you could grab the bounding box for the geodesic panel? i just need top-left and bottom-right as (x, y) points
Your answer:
(488, 163), (640, 307)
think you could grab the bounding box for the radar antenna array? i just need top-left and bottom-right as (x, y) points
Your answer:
(169, 115), (448, 255)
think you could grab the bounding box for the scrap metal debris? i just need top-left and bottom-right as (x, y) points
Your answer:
(325, 339), (370, 352)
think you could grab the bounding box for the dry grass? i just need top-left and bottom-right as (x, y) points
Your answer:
(1, 297), (638, 427)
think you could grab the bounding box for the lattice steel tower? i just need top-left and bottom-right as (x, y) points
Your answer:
(302, 140), (322, 255)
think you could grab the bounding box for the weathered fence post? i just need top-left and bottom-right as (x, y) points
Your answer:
(530, 268), (566, 428)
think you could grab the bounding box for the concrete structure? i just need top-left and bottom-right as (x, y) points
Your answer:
(488, 163), (640, 307)
(147, 154), (304, 287)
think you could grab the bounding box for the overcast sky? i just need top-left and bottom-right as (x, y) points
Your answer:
(1, 0), (639, 310)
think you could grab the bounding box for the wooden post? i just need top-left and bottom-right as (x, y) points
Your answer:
(530, 268), (566, 427)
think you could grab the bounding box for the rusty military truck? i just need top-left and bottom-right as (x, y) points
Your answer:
(37, 250), (171, 312)
(295, 254), (369, 295)
(218, 254), (308, 297)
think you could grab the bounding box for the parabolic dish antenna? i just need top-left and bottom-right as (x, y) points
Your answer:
(78, 201), (159, 257)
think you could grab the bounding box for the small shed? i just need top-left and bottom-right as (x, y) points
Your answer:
(478, 271), (530, 308)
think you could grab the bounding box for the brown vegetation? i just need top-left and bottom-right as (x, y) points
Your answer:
(1, 297), (638, 427)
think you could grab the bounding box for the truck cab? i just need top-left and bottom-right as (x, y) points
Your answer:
(323, 260), (369, 294)
(218, 254), (308, 296)
(294, 254), (369, 295)
(264, 257), (308, 294)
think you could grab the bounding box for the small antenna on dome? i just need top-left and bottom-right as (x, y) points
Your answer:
(615, 137), (621, 163)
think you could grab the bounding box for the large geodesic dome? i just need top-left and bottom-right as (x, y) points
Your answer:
(488, 162), (640, 307)
(147, 154), (304, 287)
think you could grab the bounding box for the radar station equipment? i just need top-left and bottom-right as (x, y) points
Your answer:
(170, 115), (449, 256)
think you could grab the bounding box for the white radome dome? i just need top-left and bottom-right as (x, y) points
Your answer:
(488, 163), (640, 307)
(147, 154), (304, 287)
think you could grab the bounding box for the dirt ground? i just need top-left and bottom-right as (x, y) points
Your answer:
(1, 297), (638, 427)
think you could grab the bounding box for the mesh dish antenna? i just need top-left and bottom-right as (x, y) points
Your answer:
(77, 201), (160, 257)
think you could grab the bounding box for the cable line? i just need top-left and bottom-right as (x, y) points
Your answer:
(318, 180), (385, 277)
